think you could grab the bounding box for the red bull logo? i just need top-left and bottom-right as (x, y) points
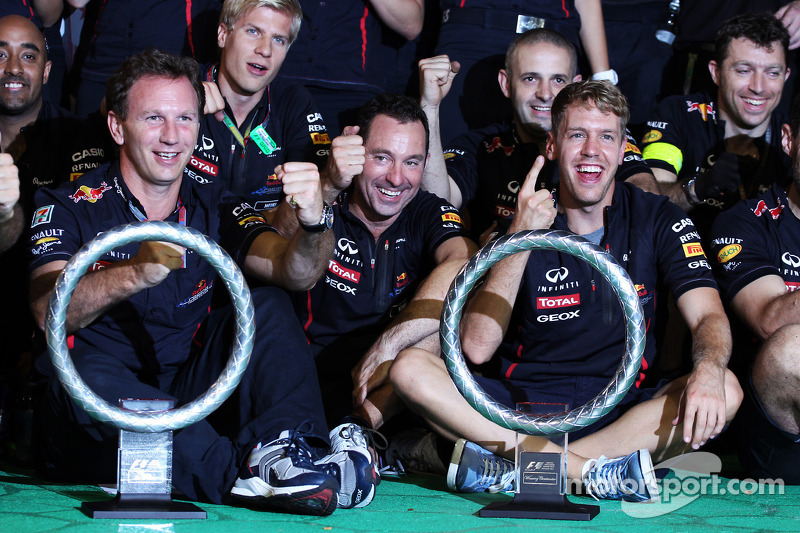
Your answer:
(266, 173), (281, 183)
(686, 101), (715, 121)
(635, 284), (647, 297)
(485, 137), (514, 156)
(396, 272), (409, 288)
(753, 199), (784, 219)
(69, 182), (111, 203)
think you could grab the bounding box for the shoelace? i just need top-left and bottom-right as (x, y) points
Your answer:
(480, 455), (515, 493)
(584, 456), (624, 501)
(285, 420), (322, 468)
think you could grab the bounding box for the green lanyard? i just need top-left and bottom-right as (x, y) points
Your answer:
(207, 64), (277, 156)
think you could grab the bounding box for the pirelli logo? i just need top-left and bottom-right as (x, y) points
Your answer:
(441, 212), (462, 224)
(311, 132), (331, 145)
(682, 243), (705, 258)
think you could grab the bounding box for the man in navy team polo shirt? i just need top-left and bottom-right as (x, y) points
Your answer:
(416, 28), (658, 243)
(287, 94), (477, 437)
(26, 49), (369, 516)
(391, 81), (743, 501)
(190, 0), (331, 215)
(709, 95), (800, 485)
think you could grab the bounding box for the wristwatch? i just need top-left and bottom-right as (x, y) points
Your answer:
(299, 203), (334, 233)
(682, 176), (703, 206)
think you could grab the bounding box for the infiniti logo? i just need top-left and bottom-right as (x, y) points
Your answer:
(782, 252), (800, 268)
(338, 238), (358, 255)
(508, 181), (520, 194)
(202, 134), (214, 151)
(545, 267), (569, 283)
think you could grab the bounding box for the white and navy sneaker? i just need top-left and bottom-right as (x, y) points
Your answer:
(446, 439), (515, 493)
(315, 423), (379, 509)
(583, 449), (659, 503)
(231, 429), (339, 516)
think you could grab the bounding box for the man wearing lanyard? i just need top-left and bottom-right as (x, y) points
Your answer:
(26, 48), (372, 516)
(189, 0), (331, 213)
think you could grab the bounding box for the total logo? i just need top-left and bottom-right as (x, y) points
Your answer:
(328, 259), (361, 283)
(782, 252), (800, 268)
(537, 310), (580, 322)
(337, 238), (358, 255)
(545, 267), (569, 283)
(536, 293), (579, 309)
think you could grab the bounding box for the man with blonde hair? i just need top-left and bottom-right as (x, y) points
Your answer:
(189, 0), (333, 217)
(390, 81), (742, 501)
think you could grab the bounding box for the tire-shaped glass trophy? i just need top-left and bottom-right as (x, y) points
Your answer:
(440, 229), (645, 520)
(45, 222), (255, 519)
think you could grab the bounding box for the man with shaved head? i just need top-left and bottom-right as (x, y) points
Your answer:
(0, 14), (111, 411)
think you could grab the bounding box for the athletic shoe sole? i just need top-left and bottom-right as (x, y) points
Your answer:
(231, 476), (339, 516)
(636, 449), (660, 504)
(445, 438), (468, 491)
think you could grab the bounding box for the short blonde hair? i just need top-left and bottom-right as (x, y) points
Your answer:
(219, 0), (302, 44)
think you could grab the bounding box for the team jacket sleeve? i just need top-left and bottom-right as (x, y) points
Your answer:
(218, 192), (278, 265)
(653, 199), (718, 299)
(709, 202), (778, 303)
(641, 97), (687, 176)
(414, 192), (469, 258)
(278, 81), (331, 169)
(615, 129), (654, 182)
(27, 186), (86, 272)
(444, 126), (498, 207)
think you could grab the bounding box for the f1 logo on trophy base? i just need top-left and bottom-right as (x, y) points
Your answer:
(440, 229), (645, 521)
(45, 222), (255, 520)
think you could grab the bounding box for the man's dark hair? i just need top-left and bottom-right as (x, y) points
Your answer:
(506, 28), (578, 78)
(550, 80), (630, 139)
(715, 12), (790, 65)
(106, 48), (205, 120)
(356, 94), (430, 155)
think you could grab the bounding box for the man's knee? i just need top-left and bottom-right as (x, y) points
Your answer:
(389, 347), (440, 397)
(753, 323), (800, 387)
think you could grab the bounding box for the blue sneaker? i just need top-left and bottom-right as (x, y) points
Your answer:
(231, 429), (339, 516)
(315, 423), (379, 509)
(446, 439), (515, 493)
(583, 449), (659, 503)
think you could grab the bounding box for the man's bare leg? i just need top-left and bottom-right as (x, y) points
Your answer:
(390, 347), (592, 480)
(571, 370), (742, 463)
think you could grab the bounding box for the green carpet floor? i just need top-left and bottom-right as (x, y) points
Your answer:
(2, 465), (799, 533)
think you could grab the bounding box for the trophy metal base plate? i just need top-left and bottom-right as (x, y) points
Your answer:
(82, 493), (207, 519)
(479, 492), (599, 521)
